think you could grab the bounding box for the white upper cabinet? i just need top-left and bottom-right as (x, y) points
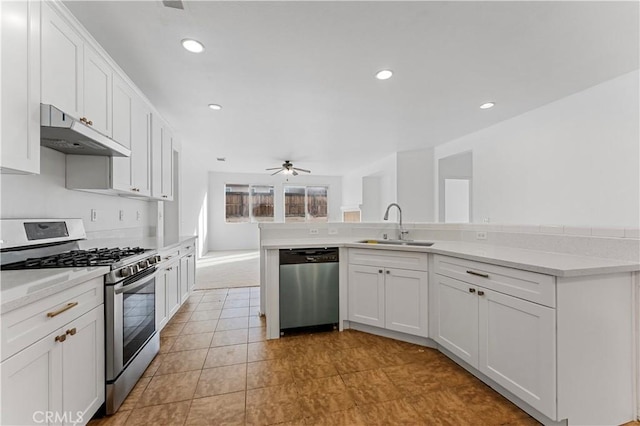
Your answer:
(41, 1), (83, 119)
(151, 115), (174, 201)
(83, 45), (112, 137)
(42, 2), (114, 138)
(1, 0), (41, 174)
(112, 73), (132, 149)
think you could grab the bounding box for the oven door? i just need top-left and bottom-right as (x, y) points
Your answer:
(106, 268), (157, 381)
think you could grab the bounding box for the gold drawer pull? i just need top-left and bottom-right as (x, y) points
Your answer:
(466, 270), (489, 278)
(55, 334), (67, 343)
(66, 328), (77, 336)
(47, 302), (78, 318)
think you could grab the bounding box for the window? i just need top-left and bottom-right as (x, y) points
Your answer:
(251, 186), (274, 222)
(225, 184), (274, 223)
(284, 186), (328, 223)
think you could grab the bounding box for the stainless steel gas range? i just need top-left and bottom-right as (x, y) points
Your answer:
(0, 219), (161, 415)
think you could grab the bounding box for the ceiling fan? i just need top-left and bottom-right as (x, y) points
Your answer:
(266, 160), (311, 176)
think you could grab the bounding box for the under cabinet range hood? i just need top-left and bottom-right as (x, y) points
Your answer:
(40, 104), (131, 157)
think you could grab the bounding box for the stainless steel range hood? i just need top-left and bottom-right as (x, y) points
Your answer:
(40, 104), (131, 157)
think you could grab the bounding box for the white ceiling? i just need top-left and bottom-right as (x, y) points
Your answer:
(64, 1), (639, 176)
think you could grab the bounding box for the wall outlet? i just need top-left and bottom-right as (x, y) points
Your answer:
(136, 211), (141, 221)
(91, 209), (97, 222)
(119, 210), (124, 221)
(476, 231), (487, 240)
(328, 228), (338, 235)
(309, 228), (319, 235)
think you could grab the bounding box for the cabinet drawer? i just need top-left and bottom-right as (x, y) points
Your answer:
(179, 240), (195, 256)
(158, 247), (180, 263)
(433, 255), (555, 307)
(349, 248), (428, 271)
(1, 277), (103, 361)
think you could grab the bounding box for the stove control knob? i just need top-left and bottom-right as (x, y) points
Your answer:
(152, 255), (161, 264)
(119, 266), (133, 278)
(139, 260), (150, 269)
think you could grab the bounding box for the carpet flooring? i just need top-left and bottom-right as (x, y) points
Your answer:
(195, 250), (260, 290)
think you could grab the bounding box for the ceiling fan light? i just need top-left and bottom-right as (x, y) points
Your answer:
(480, 102), (495, 109)
(208, 104), (222, 110)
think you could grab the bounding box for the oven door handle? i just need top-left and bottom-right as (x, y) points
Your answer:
(114, 271), (157, 295)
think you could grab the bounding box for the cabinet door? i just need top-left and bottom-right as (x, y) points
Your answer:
(1, 0), (41, 174)
(83, 45), (112, 137)
(41, 2), (83, 119)
(180, 257), (189, 304)
(111, 75), (133, 192)
(150, 114), (163, 199)
(384, 268), (428, 336)
(0, 329), (63, 426)
(161, 127), (174, 200)
(348, 264), (385, 327)
(431, 275), (478, 367)
(166, 265), (180, 319)
(478, 289), (556, 419)
(156, 270), (168, 330)
(188, 253), (196, 292)
(62, 305), (104, 424)
(131, 98), (151, 196)
(112, 73), (132, 149)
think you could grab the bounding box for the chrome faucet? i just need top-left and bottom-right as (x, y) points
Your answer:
(383, 203), (409, 240)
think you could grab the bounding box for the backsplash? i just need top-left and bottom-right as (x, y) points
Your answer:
(0, 147), (154, 235)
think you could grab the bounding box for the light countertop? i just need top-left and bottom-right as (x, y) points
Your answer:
(262, 238), (640, 277)
(78, 235), (197, 252)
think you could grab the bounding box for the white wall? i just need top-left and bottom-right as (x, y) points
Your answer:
(180, 144), (210, 257)
(342, 153), (398, 221)
(0, 147), (153, 234)
(208, 171), (342, 251)
(434, 70), (640, 228)
(397, 148), (435, 222)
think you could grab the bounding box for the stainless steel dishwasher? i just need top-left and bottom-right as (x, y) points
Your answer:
(279, 248), (339, 331)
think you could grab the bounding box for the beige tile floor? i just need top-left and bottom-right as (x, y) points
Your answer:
(90, 287), (637, 426)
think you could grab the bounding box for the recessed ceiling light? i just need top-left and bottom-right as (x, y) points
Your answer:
(208, 104), (222, 110)
(480, 102), (495, 109)
(216, 157), (226, 162)
(375, 69), (393, 80)
(181, 39), (204, 53)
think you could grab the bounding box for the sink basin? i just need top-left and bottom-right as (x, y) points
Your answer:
(357, 239), (434, 247)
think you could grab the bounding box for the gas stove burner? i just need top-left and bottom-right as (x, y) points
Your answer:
(1, 247), (150, 270)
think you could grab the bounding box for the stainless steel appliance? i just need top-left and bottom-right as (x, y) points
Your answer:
(279, 248), (339, 331)
(40, 104), (131, 157)
(0, 219), (160, 415)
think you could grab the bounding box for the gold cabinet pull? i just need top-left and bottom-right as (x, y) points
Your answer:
(47, 302), (78, 318)
(55, 334), (67, 343)
(469, 288), (476, 293)
(466, 270), (489, 278)
(87, 119), (93, 126)
(478, 290), (485, 296)
(66, 328), (77, 336)
(80, 117), (88, 124)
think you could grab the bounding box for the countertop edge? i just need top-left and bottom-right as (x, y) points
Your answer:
(1, 266), (110, 314)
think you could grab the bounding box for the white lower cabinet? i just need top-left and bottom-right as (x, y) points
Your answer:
(163, 262), (181, 321)
(430, 255), (556, 419)
(1, 305), (104, 426)
(348, 249), (428, 337)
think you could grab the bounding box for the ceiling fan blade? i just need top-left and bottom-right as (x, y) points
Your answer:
(265, 167), (282, 171)
(292, 170), (298, 176)
(293, 167), (311, 173)
(162, 0), (184, 9)
(271, 169), (284, 176)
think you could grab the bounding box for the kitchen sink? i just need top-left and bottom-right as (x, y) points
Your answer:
(356, 239), (434, 247)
